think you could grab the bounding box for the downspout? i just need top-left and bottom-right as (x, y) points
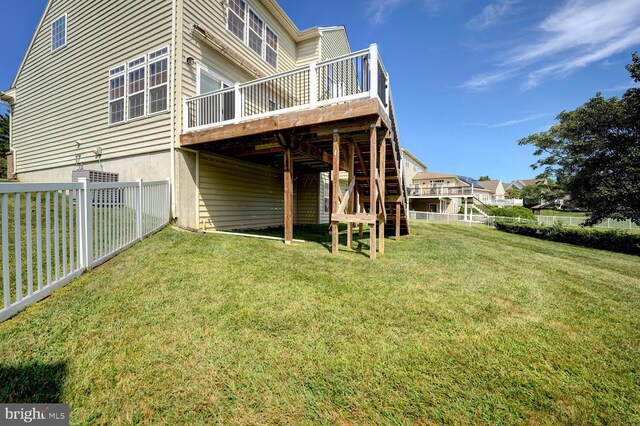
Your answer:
(169, 0), (178, 219)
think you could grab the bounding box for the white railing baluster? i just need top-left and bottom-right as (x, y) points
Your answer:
(26, 193), (33, 296)
(2, 194), (9, 308)
(14, 193), (22, 302)
(53, 191), (60, 280)
(69, 190), (74, 271)
(137, 179), (143, 240)
(309, 61), (317, 109)
(36, 193), (43, 291)
(61, 190), (67, 277)
(45, 192), (52, 286)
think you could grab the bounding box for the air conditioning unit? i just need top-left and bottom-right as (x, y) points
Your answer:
(72, 169), (120, 206)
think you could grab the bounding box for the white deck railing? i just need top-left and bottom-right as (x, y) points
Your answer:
(183, 44), (389, 132)
(0, 179), (170, 323)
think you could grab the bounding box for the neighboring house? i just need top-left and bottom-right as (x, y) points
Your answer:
(408, 172), (493, 215)
(2, 0), (409, 242)
(400, 148), (427, 191)
(479, 179), (523, 207)
(505, 178), (548, 192)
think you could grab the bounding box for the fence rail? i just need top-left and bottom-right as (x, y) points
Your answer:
(184, 45), (387, 132)
(0, 178), (170, 323)
(409, 211), (640, 231)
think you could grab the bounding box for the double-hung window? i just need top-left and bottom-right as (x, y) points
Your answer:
(265, 26), (278, 68)
(248, 9), (264, 56)
(227, 0), (246, 41)
(127, 57), (146, 119)
(148, 47), (169, 114)
(51, 14), (67, 52)
(108, 65), (125, 124)
(226, 1), (278, 69)
(108, 46), (170, 125)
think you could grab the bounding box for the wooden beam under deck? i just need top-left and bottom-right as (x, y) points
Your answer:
(180, 98), (390, 148)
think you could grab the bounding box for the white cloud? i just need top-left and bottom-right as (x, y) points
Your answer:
(366, 0), (406, 24)
(466, 0), (519, 31)
(458, 69), (517, 91)
(460, 0), (640, 90)
(468, 113), (547, 128)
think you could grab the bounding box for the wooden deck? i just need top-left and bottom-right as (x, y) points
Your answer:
(180, 98), (409, 259)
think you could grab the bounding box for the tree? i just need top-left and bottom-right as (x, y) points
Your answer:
(506, 189), (522, 200)
(478, 175), (491, 181)
(520, 183), (564, 208)
(518, 52), (640, 226)
(0, 112), (8, 155)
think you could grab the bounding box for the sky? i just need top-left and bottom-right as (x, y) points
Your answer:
(1, 0), (639, 181)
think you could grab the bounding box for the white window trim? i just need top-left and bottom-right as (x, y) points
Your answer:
(225, 1), (278, 70)
(264, 24), (278, 69)
(196, 64), (233, 95)
(127, 56), (147, 120)
(226, 0), (246, 43)
(51, 13), (68, 53)
(148, 47), (171, 116)
(247, 8), (264, 57)
(107, 45), (171, 126)
(108, 64), (126, 125)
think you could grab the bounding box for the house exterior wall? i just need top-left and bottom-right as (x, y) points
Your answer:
(295, 173), (320, 225)
(11, 0), (174, 179)
(198, 153), (285, 231)
(403, 156), (427, 187)
(295, 37), (321, 67)
(319, 28), (350, 60)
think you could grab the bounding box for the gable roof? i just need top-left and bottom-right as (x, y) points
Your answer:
(401, 148), (427, 169)
(478, 180), (501, 192)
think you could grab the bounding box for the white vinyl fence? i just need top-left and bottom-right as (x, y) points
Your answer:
(0, 178), (170, 323)
(409, 211), (640, 231)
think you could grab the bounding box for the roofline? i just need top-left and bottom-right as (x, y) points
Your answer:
(260, 0), (322, 41)
(11, 0), (53, 89)
(401, 148), (426, 168)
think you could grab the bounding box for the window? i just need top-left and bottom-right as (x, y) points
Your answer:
(227, 0), (246, 41)
(109, 65), (125, 124)
(226, 2), (278, 68)
(149, 48), (169, 114)
(323, 178), (330, 214)
(51, 14), (67, 52)
(248, 9), (264, 56)
(128, 57), (146, 119)
(265, 26), (278, 68)
(107, 46), (170, 125)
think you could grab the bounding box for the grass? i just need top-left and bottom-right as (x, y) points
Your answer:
(0, 223), (639, 424)
(536, 209), (587, 217)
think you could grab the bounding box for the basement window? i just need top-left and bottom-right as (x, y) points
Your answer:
(51, 14), (67, 52)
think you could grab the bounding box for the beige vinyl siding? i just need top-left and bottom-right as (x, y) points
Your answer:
(199, 153), (284, 230)
(295, 173), (319, 224)
(12, 0), (173, 174)
(182, 0), (297, 88)
(319, 28), (350, 60)
(295, 37), (321, 67)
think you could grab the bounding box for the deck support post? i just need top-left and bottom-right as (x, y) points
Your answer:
(378, 132), (387, 255)
(347, 142), (355, 249)
(283, 145), (293, 245)
(395, 202), (401, 242)
(331, 130), (341, 254)
(369, 124), (378, 260)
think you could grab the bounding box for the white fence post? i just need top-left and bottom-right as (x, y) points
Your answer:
(234, 83), (242, 124)
(309, 62), (317, 109)
(182, 96), (189, 132)
(79, 178), (93, 270)
(137, 179), (143, 241)
(369, 44), (378, 99)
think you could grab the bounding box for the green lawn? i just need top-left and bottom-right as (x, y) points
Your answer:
(536, 209), (587, 217)
(0, 223), (639, 424)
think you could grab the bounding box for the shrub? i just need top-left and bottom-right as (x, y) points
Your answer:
(488, 206), (536, 221)
(495, 221), (640, 256)
(0, 156), (6, 179)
